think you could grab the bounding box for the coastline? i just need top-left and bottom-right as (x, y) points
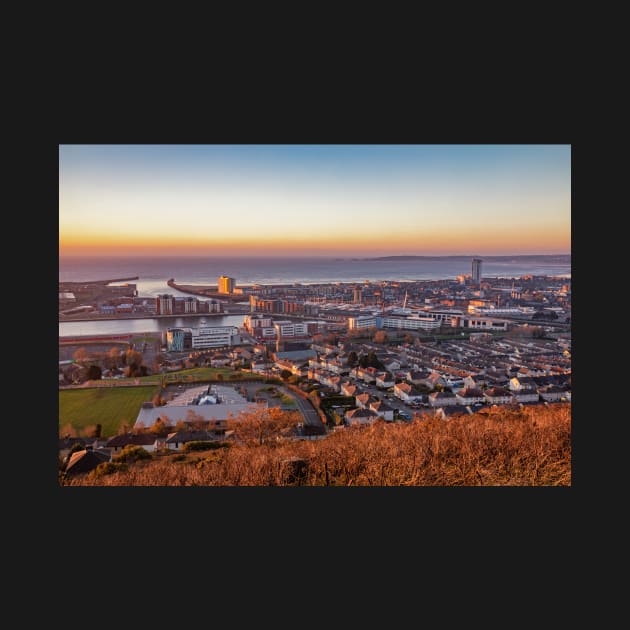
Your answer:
(58, 312), (244, 324)
(60, 276), (140, 285)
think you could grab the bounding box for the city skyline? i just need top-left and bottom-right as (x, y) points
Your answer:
(59, 144), (571, 257)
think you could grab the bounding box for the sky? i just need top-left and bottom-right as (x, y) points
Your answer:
(59, 144), (571, 257)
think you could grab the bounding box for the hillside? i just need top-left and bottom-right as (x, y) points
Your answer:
(62, 404), (571, 486)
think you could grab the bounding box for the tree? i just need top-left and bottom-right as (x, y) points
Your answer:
(131, 421), (145, 435)
(366, 351), (384, 370)
(87, 364), (102, 380)
(81, 423), (102, 438)
(227, 407), (301, 446)
(118, 422), (131, 435)
(185, 409), (208, 431)
(280, 369), (292, 381)
(373, 330), (389, 344)
(125, 349), (144, 375)
(73, 347), (88, 363)
(358, 354), (369, 369)
(347, 351), (358, 368)
(109, 346), (122, 367)
(150, 417), (171, 437)
(60, 423), (78, 438)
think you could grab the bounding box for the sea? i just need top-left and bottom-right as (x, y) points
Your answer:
(59, 255), (571, 293)
(59, 255), (571, 338)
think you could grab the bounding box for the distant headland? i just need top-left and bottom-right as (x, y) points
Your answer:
(364, 255), (570, 262)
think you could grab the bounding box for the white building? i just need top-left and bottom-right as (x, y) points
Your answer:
(274, 320), (309, 337)
(191, 326), (240, 349)
(244, 314), (273, 331)
(483, 387), (514, 405)
(348, 315), (377, 330)
(380, 315), (440, 331)
(421, 309), (465, 325)
(455, 388), (485, 405)
(456, 317), (510, 331)
(467, 306), (534, 316)
(157, 294), (174, 315)
(429, 391), (459, 407)
(512, 390), (540, 403)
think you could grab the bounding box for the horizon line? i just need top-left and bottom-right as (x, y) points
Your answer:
(59, 252), (572, 258)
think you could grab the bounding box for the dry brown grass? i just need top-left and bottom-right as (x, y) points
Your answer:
(62, 404), (571, 486)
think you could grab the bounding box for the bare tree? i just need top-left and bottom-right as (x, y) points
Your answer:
(227, 406), (301, 446)
(59, 423), (77, 438)
(185, 409), (208, 431)
(373, 330), (389, 344)
(73, 347), (88, 363)
(109, 346), (122, 368)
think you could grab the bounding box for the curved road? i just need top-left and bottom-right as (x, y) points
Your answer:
(279, 386), (323, 430)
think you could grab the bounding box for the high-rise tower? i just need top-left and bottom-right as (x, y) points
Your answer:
(218, 276), (235, 294)
(471, 258), (482, 284)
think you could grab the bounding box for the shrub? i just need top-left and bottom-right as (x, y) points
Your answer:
(182, 440), (230, 452)
(113, 445), (153, 463)
(62, 404), (571, 487)
(89, 462), (128, 478)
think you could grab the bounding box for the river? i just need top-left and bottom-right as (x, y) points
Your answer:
(59, 314), (247, 338)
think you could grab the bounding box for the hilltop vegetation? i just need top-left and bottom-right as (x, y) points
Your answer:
(62, 404), (571, 486)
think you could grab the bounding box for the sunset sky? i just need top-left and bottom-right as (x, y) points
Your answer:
(59, 144), (571, 257)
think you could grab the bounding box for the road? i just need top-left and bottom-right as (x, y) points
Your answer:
(282, 387), (324, 430)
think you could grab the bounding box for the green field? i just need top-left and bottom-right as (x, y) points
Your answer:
(112, 374), (163, 383)
(59, 386), (159, 437)
(161, 367), (263, 382)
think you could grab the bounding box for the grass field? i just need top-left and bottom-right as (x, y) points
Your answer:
(160, 367), (264, 382)
(110, 367), (266, 386)
(59, 386), (159, 437)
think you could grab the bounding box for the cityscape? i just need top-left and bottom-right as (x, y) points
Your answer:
(59, 145), (571, 486)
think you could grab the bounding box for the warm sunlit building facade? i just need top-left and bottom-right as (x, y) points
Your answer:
(218, 276), (235, 294)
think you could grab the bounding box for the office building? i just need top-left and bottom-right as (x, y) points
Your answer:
(191, 326), (240, 349)
(218, 276), (235, 294)
(472, 258), (483, 284)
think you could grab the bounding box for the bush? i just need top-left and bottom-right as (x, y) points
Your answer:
(182, 440), (230, 452)
(113, 445), (153, 463)
(89, 462), (128, 478)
